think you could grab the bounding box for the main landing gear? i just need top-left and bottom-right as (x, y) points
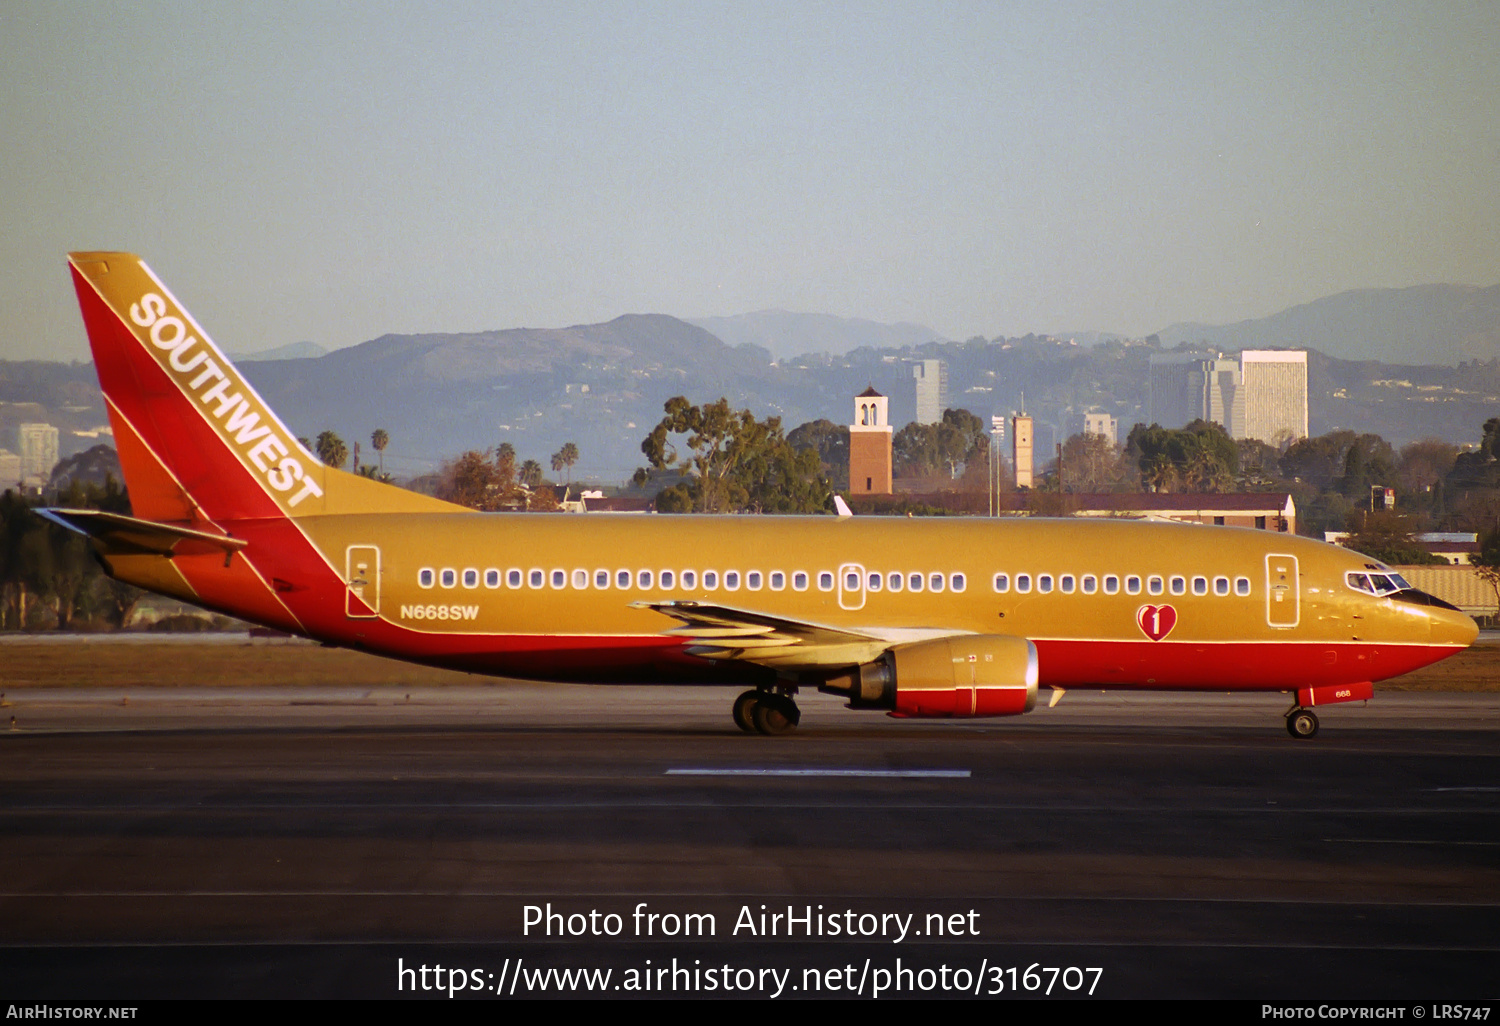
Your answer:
(732, 689), (801, 736)
(1285, 707), (1320, 739)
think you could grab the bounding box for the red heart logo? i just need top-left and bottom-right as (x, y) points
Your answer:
(1136, 604), (1177, 641)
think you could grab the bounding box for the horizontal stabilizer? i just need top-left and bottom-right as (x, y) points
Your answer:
(36, 508), (249, 558)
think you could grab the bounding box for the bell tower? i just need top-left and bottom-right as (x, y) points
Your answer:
(849, 387), (892, 495)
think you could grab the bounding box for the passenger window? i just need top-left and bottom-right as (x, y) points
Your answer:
(484, 569), (501, 589)
(1147, 576), (1163, 595)
(747, 571), (762, 590)
(1235, 577), (1251, 596)
(1169, 576), (1185, 595)
(908, 573), (923, 592)
(792, 571), (808, 591)
(530, 569), (545, 588)
(418, 568), (435, 589)
(1213, 576), (1229, 596)
(1125, 575), (1141, 595)
(551, 569), (566, 588)
(993, 573), (1010, 593)
(638, 570), (653, 589)
(769, 571), (785, 590)
(703, 570), (719, 589)
(845, 570), (860, 590)
(1015, 574), (1032, 594)
(506, 569), (522, 589)
(818, 571), (834, 592)
(440, 568), (457, 588)
(660, 570), (675, 588)
(1103, 575), (1119, 595)
(867, 572), (882, 592)
(572, 569), (589, 589)
(1060, 574), (1075, 594)
(950, 573), (966, 593)
(1038, 574), (1053, 594)
(595, 569), (610, 589)
(1192, 576), (1207, 596)
(617, 569), (631, 589)
(1082, 575), (1097, 594)
(461, 569), (478, 588)
(929, 573), (944, 593)
(887, 572), (903, 592)
(724, 571), (740, 590)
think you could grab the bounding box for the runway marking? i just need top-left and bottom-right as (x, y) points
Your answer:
(1324, 838), (1500, 846)
(664, 768), (970, 778)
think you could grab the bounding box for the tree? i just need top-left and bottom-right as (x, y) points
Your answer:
(787, 419), (850, 492)
(551, 442), (580, 486)
(315, 431), (348, 470)
(1470, 527), (1500, 618)
(1343, 512), (1444, 566)
(1056, 432), (1127, 492)
(639, 397), (830, 514)
(370, 429), (389, 477)
(892, 408), (988, 479)
(1125, 420), (1236, 493)
(519, 459), (543, 488)
(436, 449), (525, 511)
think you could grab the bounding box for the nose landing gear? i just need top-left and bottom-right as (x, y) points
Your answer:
(732, 689), (801, 735)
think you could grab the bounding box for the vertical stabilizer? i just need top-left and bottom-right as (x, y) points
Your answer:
(67, 253), (460, 523)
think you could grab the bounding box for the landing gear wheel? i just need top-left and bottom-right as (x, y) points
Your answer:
(732, 690), (760, 733)
(751, 693), (801, 736)
(1286, 708), (1319, 739)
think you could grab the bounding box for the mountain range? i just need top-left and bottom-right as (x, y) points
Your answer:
(7, 281), (1500, 483)
(1159, 283), (1500, 365)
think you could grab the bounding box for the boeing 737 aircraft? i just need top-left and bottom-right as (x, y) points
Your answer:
(45, 253), (1478, 737)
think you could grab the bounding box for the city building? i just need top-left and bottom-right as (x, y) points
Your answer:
(849, 386), (892, 495)
(0, 449), (21, 492)
(1147, 353), (1241, 435)
(911, 360), (947, 425)
(17, 423), (59, 486)
(1148, 352), (1211, 428)
(1201, 357), (1244, 437)
(1239, 350), (1308, 445)
(1012, 414), (1033, 489)
(1078, 410), (1118, 446)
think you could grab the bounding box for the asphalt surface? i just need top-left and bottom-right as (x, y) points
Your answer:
(1, 685), (1496, 1000)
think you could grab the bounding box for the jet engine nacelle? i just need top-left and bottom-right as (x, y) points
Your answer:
(819, 635), (1039, 718)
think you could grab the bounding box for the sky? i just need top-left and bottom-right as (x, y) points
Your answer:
(2, 1), (1497, 361)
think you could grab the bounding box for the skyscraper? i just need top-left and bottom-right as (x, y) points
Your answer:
(1239, 351), (1308, 445)
(912, 360), (947, 425)
(17, 423), (58, 485)
(1148, 353), (1243, 436)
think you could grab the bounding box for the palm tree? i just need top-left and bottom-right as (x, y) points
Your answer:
(519, 459), (543, 487)
(370, 429), (389, 477)
(558, 441), (579, 485)
(315, 431), (348, 470)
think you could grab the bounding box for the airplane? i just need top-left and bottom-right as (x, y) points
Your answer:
(44, 252), (1478, 739)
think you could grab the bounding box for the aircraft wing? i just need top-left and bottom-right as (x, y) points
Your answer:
(634, 599), (908, 669)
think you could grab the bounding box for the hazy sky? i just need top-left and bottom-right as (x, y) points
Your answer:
(2, 1), (1496, 361)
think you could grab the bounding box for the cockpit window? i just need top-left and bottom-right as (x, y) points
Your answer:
(1346, 571), (1402, 596)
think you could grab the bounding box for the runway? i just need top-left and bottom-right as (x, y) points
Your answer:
(1, 685), (1496, 999)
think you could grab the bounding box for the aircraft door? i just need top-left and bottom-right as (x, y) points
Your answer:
(1265, 553), (1299, 628)
(346, 545), (380, 618)
(838, 562), (866, 611)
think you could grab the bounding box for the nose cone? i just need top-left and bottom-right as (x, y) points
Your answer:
(1431, 606), (1480, 649)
